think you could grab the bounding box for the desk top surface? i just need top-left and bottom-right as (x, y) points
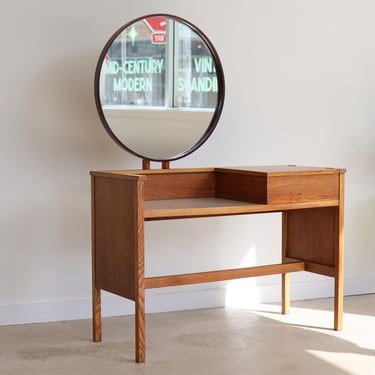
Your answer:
(91, 165), (346, 178)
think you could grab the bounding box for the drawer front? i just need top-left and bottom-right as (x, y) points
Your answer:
(268, 173), (340, 204)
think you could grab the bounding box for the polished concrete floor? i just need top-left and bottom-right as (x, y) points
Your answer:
(0, 295), (374, 374)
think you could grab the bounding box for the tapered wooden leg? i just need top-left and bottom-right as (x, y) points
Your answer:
(91, 176), (102, 342)
(92, 286), (102, 342)
(334, 275), (343, 330)
(334, 239), (344, 331)
(281, 211), (290, 315)
(282, 273), (290, 315)
(334, 172), (345, 331)
(135, 291), (145, 363)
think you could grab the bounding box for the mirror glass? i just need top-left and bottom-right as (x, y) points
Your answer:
(94, 14), (225, 162)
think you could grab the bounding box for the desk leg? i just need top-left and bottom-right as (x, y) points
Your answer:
(334, 173), (345, 331)
(92, 286), (102, 342)
(135, 289), (145, 362)
(282, 273), (290, 315)
(281, 212), (290, 315)
(91, 176), (102, 343)
(334, 274), (344, 331)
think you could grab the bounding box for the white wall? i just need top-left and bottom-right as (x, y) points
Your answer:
(1, 0), (374, 325)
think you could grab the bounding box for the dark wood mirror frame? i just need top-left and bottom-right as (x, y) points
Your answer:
(94, 13), (225, 166)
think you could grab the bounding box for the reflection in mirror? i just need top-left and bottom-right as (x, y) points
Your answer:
(95, 14), (225, 162)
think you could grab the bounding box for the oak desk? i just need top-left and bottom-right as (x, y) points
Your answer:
(90, 165), (345, 362)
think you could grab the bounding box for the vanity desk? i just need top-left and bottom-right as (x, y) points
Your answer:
(92, 13), (345, 362)
(91, 164), (345, 362)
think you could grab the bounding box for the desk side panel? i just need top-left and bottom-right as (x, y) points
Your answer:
(92, 176), (143, 301)
(285, 207), (338, 267)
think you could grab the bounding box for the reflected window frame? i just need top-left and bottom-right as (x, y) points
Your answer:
(99, 16), (218, 110)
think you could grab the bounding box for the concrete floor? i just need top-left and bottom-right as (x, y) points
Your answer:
(0, 295), (374, 375)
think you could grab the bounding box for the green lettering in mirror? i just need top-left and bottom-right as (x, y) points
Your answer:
(178, 76), (217, 92)
(113, 77), (152, 92)
(193, 57), (216, 73)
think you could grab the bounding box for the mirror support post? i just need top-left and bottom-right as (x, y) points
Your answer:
(142, 159), (151, 170)
(142, 159), (170, 170)
(162, 161), (170, 169)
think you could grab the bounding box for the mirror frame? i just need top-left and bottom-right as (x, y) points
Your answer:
(94, 13), (225, 162)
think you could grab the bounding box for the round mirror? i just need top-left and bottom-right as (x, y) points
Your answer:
(94, 14), (225, 162)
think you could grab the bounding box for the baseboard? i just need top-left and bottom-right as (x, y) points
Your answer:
(1, 276), (374, 326)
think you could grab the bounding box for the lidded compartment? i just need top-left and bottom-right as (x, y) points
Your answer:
(215, 165), (345, 204)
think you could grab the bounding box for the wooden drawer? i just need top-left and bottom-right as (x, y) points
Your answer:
(215, 165), (345, 204)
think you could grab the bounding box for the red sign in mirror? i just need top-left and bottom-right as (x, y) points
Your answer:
(145, 16), (166, 44)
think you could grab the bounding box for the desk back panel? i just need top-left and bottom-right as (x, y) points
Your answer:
(143, 171), (216, 200)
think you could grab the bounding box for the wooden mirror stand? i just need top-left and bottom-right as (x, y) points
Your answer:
(142, 159), (170, 170)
